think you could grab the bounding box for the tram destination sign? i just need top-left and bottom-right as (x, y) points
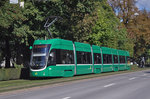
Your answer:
(34, 45), (47, 48)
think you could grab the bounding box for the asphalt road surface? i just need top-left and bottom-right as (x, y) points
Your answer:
(1, 70), (150, 99)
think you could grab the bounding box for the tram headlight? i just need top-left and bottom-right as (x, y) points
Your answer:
(35, 72), (38, 75)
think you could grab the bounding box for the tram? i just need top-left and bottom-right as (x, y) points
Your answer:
(29, 39), (130, 77)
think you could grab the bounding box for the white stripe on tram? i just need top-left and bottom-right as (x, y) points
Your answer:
(56, 64), (75, 66)
(33, 53), (46, 56)
(103, 64), (113, 65)
(77, 64), (93, 66)
(94, 64), (102, 65)
(56, 64), (93, 66)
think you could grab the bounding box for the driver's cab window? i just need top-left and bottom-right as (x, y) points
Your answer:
(47, 49), (56, 66)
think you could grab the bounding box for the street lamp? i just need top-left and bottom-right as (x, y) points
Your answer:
(134, 12), (139, 16)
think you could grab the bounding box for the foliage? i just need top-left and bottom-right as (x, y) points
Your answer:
(0, 68), (21, 81)
(108, 0), (150, 58)
(88, 1), (133, 56)
(89, 2), (119, 47)
(108, 0), (138, 26)
(0, 1), (44, 67)
(34, 0), (98, 41)
(0, 0), (136, 67)
(128, 10), (150, 57)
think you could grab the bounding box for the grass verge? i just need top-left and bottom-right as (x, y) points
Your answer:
(0, 65), (150, 93)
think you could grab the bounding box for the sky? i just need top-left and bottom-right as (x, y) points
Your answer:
(136, 0), (150, 11)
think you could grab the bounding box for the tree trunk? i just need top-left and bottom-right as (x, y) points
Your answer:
(5, 39), (11, 68)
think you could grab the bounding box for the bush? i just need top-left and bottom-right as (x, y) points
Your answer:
(0, 68), (21, 81)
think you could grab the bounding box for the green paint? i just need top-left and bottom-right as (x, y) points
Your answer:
(76, 65), (93, 75)
(102, 65), (113, 72)
(101, 47), (112, 54)
(30, 39), (130, 78)
(75, 42), (91, 52)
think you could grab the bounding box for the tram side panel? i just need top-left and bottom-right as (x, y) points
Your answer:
(118, 50), (127, 71)
(112, 48), (119, 72)
(74, 42), (93, 75)
(92, 45), (102, 74)
(101, 47), (113, 72)
(126, 51), (131, 70)
(49, 39), (75, 77)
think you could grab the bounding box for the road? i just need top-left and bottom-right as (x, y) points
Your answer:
(1, 70), (150, 99)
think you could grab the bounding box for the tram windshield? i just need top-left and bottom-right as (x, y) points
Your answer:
(30, 44), (51, 69)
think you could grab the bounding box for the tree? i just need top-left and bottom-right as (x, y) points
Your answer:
(0, 1), (26, 67)
(88, 0), (133, 55)
(108, 0), (150, 58)
(0, 0), (136, 67)
(35, 0), (98, 41)
(108, 0), (138, 27)
(0, 1), (44, 67)
(128, 10), (150, 58)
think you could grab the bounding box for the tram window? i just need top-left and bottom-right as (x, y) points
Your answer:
(103, 54), (112, 64)
(108, 54), (112, 64)
(77, 51), (92, 64)
(48, 49), (74, 65)
(56, 49), (74, 64)
(123, 56), (125, 63)
(87, 52), (92, 64)
(127, 56), (130, 64)
(47, 49), (56, 66)
(113, 55), (118, 63)
(94, 53), (101, 64)
(103, 54), (107, 64)
(119, 56), (125, 63)
(76, 51), (82, 64)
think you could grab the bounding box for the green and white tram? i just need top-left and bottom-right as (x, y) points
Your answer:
(30, 39), (130, 77)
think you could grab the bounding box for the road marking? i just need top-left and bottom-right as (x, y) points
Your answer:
(104, 83), (116, 88)
(129, 77), (137, 80)
(142, 74), (147, 76)
(62, 97), (71, 99)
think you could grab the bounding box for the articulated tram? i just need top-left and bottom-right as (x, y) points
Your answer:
(30, 39), (130, 77)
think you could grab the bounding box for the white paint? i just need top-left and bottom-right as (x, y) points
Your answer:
(94, 64), (102, 65)
(104, 83), (116, 88)
(77, 64), (93, 66)
(142, 74), (147, 76)
(56, 64), (75, 66)
(30, 65), (47, 72)
(62, 97), (71, 99)
(129, 77), (137, 80)
(103, 64), (113, 65)
(33, 53), (46, 56)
